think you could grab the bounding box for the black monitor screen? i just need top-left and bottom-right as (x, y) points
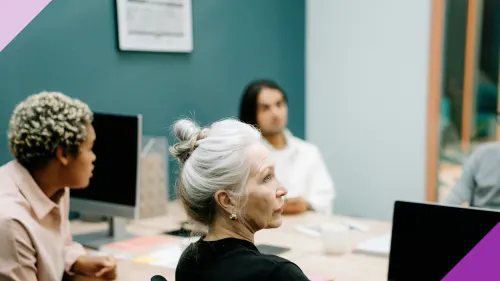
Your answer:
(70, 112), (140, 207)
(388, 201), (500, 280)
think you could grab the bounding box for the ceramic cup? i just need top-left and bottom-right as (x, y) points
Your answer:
(320, 222), (351, 255)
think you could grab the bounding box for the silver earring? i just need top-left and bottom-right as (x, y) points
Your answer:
(229, 214), (237, 221)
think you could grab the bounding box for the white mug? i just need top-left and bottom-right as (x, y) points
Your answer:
(320, 222), (351, 255)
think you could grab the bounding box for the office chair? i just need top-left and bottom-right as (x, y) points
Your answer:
(151, 275), (167, 281)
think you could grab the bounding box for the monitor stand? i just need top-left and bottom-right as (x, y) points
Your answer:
(72, 217), (136, 250)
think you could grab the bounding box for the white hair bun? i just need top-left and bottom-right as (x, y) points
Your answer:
(170, 119), (208, 164)
(173, 119), (200, 142)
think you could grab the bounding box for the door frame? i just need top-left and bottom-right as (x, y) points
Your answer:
(426, 0), (446, 202)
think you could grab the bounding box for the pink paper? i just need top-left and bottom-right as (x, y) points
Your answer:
(103, 235), (180, 252)
(308, 275), (332, 281)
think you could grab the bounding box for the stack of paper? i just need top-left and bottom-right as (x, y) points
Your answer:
(100, 235), (181, 256)
(354, 233), (391, 256)
(132, 245), (183, 268)
(93, 235), (202, 269)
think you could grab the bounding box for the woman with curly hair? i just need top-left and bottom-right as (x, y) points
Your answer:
(0, 92), (117, 281)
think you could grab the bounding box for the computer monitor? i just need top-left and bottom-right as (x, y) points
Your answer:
(71, 112), (142, 249)
(387, 201), (500, 280)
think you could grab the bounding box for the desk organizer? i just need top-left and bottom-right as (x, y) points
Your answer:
(139, 135), (168, 219)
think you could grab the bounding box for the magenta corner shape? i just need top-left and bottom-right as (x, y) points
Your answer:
(0, 0), (52, 52)
(442, 222), (500, 281)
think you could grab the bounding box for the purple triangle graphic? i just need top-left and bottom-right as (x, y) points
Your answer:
(0, 0), (52, 53)
(441, 222), (500, 281)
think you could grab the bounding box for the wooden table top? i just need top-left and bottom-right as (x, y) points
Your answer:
(70, 201), (392, 281)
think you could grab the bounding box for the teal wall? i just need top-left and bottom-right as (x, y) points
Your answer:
(0, 0), (305, 196)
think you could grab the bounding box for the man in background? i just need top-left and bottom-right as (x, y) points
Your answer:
(238, 79), (335, 215)
(442, 142), (500, 209)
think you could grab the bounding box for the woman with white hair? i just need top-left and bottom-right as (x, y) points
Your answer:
(172, 118), (310, 281)
(0, 92), (117, 280)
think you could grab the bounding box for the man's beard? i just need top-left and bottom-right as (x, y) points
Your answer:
(261, 127), (284, 138)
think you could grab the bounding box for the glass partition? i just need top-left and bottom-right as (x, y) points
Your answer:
(438, 0), (499, 201)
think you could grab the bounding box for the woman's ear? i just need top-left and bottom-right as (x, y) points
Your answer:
(55, 147), (69, 166)
(214, 190), (236, 214)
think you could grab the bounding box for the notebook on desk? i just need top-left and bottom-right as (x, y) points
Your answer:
(100, 235), (182, 255)
(354, 233), (391, 256)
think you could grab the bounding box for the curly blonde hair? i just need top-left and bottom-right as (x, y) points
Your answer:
(8, 91), (93, 170)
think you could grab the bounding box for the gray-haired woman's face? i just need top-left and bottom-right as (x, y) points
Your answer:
(241, 142), (288, 230)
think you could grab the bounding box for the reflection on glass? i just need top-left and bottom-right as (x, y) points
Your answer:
(438, 0), (500, 203)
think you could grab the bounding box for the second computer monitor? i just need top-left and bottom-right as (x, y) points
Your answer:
(70, 112), (142, 219)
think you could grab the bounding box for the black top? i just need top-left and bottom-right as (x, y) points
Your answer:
(175, 237), (310, 281)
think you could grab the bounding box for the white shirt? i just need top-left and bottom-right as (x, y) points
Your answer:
(261, 130), (336, 215)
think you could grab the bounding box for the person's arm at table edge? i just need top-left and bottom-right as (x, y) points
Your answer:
(306, 146), (335, 215)
(442, 147), (483, 206)
(62, 189), (87, 274)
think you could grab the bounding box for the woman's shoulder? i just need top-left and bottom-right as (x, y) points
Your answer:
(242, 254), (310, 281)
(267, 259), (310, 280)
(176, 239), (309, 281)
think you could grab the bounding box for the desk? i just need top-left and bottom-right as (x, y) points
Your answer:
(71, 201), (391, 281)
(71, 260), (174, 281)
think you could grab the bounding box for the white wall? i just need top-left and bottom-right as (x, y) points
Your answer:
(306, 0), (432, 220)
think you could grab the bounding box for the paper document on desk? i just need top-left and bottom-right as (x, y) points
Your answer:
(295, 220), (371, 237)
(295, 224), (321, 237)
(87, 249), (133, 260)
(354, 233), (391, 256)
(132, 245), (183, 269)
(100, 235), (181, 255)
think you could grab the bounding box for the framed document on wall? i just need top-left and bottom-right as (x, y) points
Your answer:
(115, 0), (193, 53)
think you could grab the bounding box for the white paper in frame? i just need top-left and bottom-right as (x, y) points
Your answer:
(116, 0), (193, 53)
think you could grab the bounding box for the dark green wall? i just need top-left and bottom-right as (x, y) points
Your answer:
(0, 0), (305, 196)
